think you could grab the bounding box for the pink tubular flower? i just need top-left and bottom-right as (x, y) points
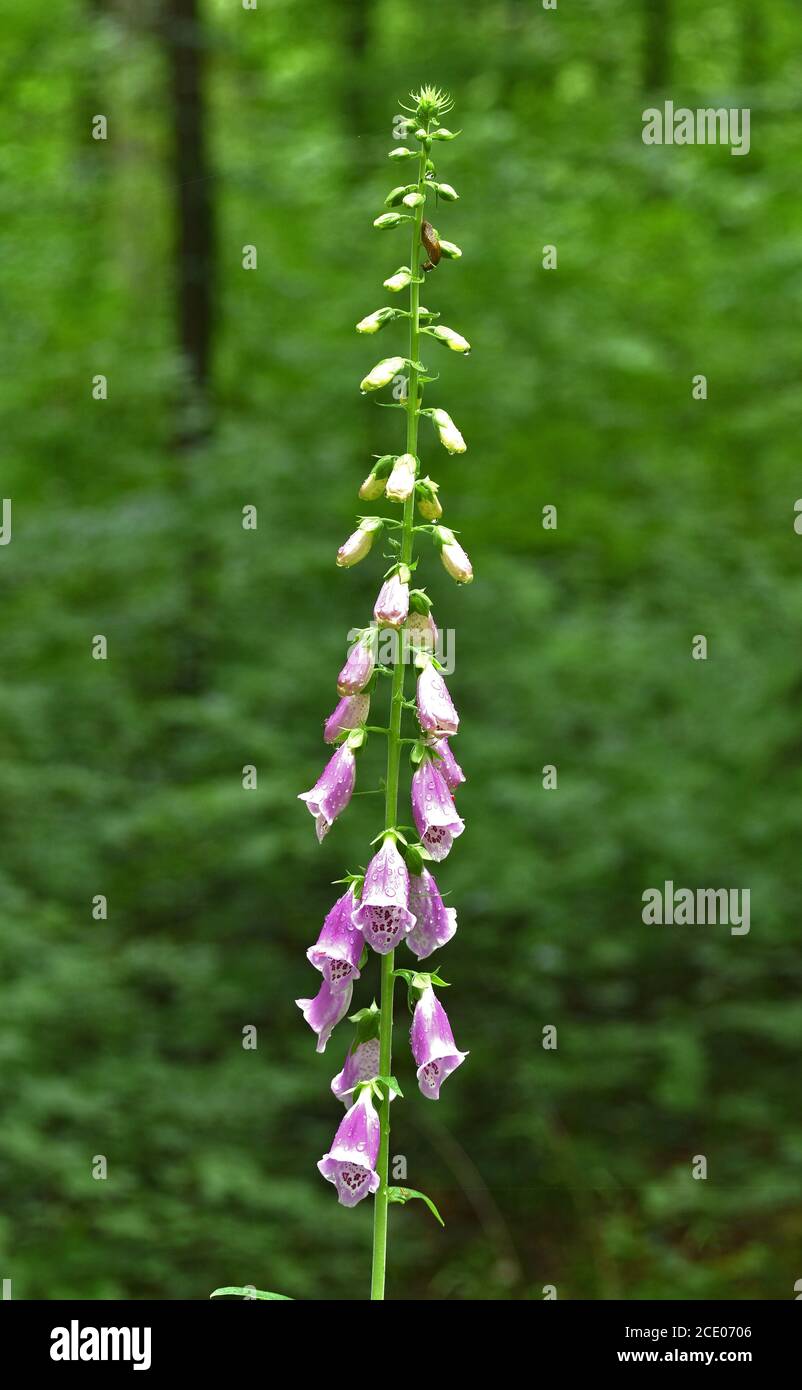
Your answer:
(430, 736), (465, 791)
(411, 758), (465, 861)
(298, 743), (356, 842)
(416, 660), (459, 738)
(407, 868), (457, 960)
(296, 978), (353, 1053)
(374, 573), (409, 628)
(410, 984), (468, 1099)
(331, 1037), (381, 1106)
(324, 692), (370, 744)
(337, 632), (375, 696)
(317, 1087), (381, 1206)
(353, 837), (416, 954)
(306, 887), (363, 987)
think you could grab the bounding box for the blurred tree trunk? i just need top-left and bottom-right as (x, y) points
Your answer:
(740, 0), (764, 88)
(340, 0), (372, 164)
(163, 0), (216, 430)
(161, 0), (217, 693)
(642, 0), (672, 94)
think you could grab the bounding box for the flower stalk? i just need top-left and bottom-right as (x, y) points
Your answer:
(369, 124), (428, 1300)
(295, 85), (471, 1304)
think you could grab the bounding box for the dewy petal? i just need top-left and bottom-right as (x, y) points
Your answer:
(411, 760), (464, 862)
(374, 575), (409, 628)
(337, 634), (376, 696)
(296, 978), (353, 1053)
(406, 868), (458, 960)
(331, 1037), (382, 1106)
(430, 736), (465, 791)
(353, 838), (416, 954)
(410, 984), (468, 1099)
(416, 661), (459, 738)
(307, 887), (363, 987)
(324, 693), (370, 744)
(298, 744), (356, 841)
(317, 1089), (381, 1206)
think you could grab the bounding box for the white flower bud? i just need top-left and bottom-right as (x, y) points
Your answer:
(336, 517), (383, 568)
(416, 477), (442, 521)
(385, 453), (417, 502)
(384, 266), (412, 293)
(356, 308), (394, 334)
(431, 407), (466, 454)
(438, 239), (462, 259)
(358, 455), (395, 500)
(428, 325), (471, 354)
(359, 473), (387, 501)
(385, 186), (409, 207)
(402, 190), (425, 208)
(429, 128), (459, 142)
(388, 147), (414, 160)
(435, 526), (473, 584)
(435, 182), (459, 201)
(373, 212), (404, 229)
(360, 356), (406, 393)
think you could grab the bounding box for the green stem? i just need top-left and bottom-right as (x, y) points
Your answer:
(369, 126), (428, 1302)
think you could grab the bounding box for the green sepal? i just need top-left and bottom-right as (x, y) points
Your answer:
(376, 1074), (404, 1100)
(408, 586), (432, 614)
(409, 739), (428, 767)
(403, 840), (434, 875)
(332, 870), (365, 894)
(348, 1000), (380, 1046)
(393, 968), (450, 990)
(346, 726), (367, 751)
(386, 1188), (445, 1227)
(369, 826), (408, 848)
(210, 1287), (292, 1301)
(414, 477), (439, 502)
(385, 185), (414, 207)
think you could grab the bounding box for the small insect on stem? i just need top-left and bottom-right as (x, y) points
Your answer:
(421, 219), (441, 273)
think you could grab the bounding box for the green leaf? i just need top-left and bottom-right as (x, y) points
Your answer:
(376, 1073), (404, 1100)
(210, 1286), (293, 1301)
(349, 1000), (380, 1045)
(387, 1188), (445, 1227)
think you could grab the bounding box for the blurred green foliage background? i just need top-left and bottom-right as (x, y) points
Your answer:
(1, 0), (801, 1300)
